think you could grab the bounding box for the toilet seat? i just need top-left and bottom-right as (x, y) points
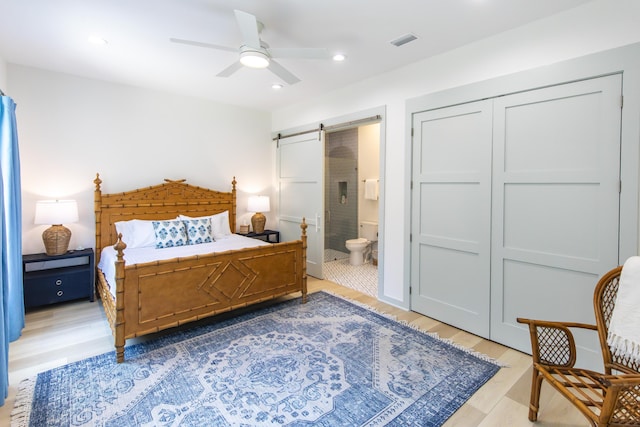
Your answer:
(346, 238), (368, 246)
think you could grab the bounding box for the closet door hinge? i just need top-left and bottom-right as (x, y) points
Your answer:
(409, 286), (412, 295)
(621, 95), (624, 109)
(411, 127), (414, 137)
(619, 180), (622, 194)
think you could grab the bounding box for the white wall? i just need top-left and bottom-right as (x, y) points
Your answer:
(0, 55), (6, 93)
(358, 123), (379, 225)
(271, 0), (640, 308)
(10, 65), (273, 254)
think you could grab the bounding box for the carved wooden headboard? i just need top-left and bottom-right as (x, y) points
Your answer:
(94, 174), (237, 263)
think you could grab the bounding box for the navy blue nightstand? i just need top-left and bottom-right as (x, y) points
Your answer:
(22, 248), (95, 308)
(242, 230), (280, 243)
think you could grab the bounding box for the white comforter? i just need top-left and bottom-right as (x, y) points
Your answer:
(97, 234), (270, 296)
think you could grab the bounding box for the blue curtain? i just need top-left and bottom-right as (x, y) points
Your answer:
(0, 95), (24, 406)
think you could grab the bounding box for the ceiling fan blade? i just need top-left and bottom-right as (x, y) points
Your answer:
(234, 10), (261, 48)
(170, 38), (236, 53)
(269, 48), (331, 60)
(216, 61), (243, 78)
(268, 60), (301, 85)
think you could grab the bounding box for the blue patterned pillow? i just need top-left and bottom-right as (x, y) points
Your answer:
(152, 220), (187, 248)
(183, 218), (213, 245)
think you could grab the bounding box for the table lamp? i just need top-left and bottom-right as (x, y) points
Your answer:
(248, 195), (270, 234)
(34, 199), (79, 255)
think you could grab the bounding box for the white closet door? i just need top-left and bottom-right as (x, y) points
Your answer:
(410, 100), (493, 337)
(491, 75), (622, 368)
(276, 131), (325, 279)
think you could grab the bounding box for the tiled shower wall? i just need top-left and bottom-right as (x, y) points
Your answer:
(325, 128), (358, 253)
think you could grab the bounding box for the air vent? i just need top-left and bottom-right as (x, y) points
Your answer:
(390, 33), (418, 47)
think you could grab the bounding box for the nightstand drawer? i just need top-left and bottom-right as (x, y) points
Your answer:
(24, 269), (90, 306)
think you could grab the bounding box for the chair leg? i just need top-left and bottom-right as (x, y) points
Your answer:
(528, 366), (543, 422)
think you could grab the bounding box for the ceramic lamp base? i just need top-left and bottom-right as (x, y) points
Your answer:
(42, 224), (71, 256)
(251, 212), (266, 234)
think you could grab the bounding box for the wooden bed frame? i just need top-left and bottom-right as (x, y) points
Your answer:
(94, 174), (307, 362)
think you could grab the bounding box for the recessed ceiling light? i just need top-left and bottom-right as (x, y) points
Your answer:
(272, 83), (283, 90)
(333, 53), (346, 62)
(88, 35), (108, 45)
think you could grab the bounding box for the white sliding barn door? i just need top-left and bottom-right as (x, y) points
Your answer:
(276, 131), (325, 279)
(410, 100), (493, 337)
(491, 75), (622, 367)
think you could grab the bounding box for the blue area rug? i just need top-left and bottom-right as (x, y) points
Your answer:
(12, 291), (500, 426)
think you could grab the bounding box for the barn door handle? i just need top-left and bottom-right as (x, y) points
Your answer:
(315, 213), (320, 233)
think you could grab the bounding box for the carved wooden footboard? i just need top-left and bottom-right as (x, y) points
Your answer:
(94, 174), (308, 362)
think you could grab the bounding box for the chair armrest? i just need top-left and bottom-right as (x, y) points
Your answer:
(517, 318), (598, 368)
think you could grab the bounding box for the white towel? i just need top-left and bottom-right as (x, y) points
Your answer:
(607, 256), (640, 365)
(364, 179), (378, 200)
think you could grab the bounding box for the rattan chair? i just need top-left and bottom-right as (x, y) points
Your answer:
(518, 266), (640, 427)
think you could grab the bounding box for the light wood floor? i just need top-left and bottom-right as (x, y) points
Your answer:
(0, 278), (591, 426)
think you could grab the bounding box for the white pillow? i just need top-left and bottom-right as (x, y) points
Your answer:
(152, 220), (188, 248)
(114, 219), (157, 248)
(179, 211), (232, 240)
(183, 218), (213, 245)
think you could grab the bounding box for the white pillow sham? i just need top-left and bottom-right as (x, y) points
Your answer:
(179, 211), (232, 240)
(114, 219), (157, 249)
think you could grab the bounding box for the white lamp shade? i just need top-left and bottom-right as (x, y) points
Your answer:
(34, 200), (79, 225)
(247, 195), (270, 213)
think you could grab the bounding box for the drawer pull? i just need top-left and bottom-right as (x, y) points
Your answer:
(55, 279), (62, 286)
(57, 290), (63, 297)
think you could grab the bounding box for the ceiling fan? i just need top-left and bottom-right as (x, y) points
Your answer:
(170, 10), (332, 85)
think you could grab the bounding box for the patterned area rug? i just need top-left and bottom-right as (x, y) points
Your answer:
(12, 292), (500, 426)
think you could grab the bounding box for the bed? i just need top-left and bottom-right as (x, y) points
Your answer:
(93, 174), (308, 362)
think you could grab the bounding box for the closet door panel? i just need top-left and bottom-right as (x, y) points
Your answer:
(411, 100), (492, 338)
(491, 75), (621, 369)
(503, 183), (600, 260)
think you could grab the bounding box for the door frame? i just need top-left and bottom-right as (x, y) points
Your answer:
(406, 44), (640, 313)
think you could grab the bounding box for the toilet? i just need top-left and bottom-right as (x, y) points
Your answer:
(345, 221), (378, 266)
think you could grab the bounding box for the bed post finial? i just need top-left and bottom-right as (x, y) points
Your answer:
(114, 233), (127, 254)
(94, 173), (102, 191)
(232, 176), (237, 191)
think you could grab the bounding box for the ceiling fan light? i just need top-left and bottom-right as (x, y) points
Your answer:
(240, 51), (270, 68)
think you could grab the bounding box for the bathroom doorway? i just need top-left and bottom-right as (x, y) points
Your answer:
(323, 123), (380, 297)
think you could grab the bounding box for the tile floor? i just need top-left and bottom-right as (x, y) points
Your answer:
(323, 249), (378, 297)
